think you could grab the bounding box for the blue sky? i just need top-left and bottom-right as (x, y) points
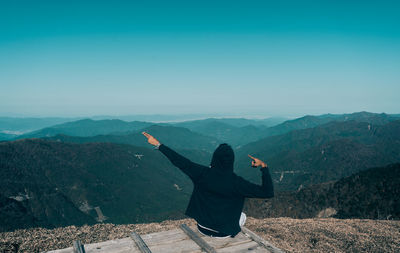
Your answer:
(1, 0), (399, 117)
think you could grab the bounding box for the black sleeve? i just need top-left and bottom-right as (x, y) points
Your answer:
(158, 144), (206, 182)
(234, 167), (274, 198)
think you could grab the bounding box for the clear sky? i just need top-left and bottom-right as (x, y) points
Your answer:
(1, 0), (399, 117)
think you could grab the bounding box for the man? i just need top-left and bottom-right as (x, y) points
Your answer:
(142, 132), (274, 238)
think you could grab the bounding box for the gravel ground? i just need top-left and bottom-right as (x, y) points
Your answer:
(245, 218), (400, 253)
(1, 217), (399, 253)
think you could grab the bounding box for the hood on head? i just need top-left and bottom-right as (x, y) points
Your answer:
(210, 143), (234, 172)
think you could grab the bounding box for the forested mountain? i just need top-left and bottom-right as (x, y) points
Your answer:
(0, 139), (199, 231)
(1, 112), (400, 231)
(17, 119), (152, 139)
(172, 112), (399, 147)
(244, 163), (400, 220)
(12, 112), (399, 146)
(15, 117), (285, 147)
(235, 120), (400, 191)
(260, 111), (399, 138)
(174, 120), (268, 147)
(174, 117), (286, 128)
(47, 125), (219, 153)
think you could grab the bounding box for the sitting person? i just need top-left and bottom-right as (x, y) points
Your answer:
(143, 132), (274, 237)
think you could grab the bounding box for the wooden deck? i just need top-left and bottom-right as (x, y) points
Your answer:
(47, 224), (283, 253)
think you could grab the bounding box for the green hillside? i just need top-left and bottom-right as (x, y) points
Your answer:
(262, 112), (398, 137)
(0, 139), (200, 231)
(244, 163), (400, 220)
(235, 120), (400, 191)
(46, 124), (219, 153)
(172, 112), (399, 147)
(18, 119), (152, 139)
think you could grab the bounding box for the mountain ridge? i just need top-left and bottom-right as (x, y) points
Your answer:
(235, 119), (400, 191)
(1, 111), (400, 233)
(244, 163), (400, 220)
(17, 119), (153, 139)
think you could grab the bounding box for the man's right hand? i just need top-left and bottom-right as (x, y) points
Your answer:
(248, 155), (267, 168)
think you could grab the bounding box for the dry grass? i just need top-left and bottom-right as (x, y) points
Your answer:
(1, 217), (399, 252)
(245, 217), (400, 252)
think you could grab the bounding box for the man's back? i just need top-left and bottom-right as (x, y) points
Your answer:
(187, 167), (245, 235)
(158, 143), (274, 236)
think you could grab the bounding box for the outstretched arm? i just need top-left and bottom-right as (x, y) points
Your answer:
(142, 132), (205, 182)
(234, 155), (274, 198)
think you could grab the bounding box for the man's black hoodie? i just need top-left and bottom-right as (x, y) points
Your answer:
(159, 143), (274, 236)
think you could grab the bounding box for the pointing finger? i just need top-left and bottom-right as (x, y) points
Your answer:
(142, 132), (151, 138)
(248, 154), (256, 160)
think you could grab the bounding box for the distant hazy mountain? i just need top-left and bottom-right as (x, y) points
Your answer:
(0, 117), (79, 134)
(170, 112), (399, 148)
(172, 117), (287, 147)
(262, 111), (399, 137)
(244, 163), (400, 220)
(18, 119), (152, 139)
(13, 117), (286, 147)
(90, 114), (229, 122)
(47, 124), (219, 153)
(172, 119), (267, 147)
(175, 117), (287, 128)
(0, 139), (200, 231)
(0, 133), (17, 141)
(0, 115), (284, 137)
(235, 120), (400, 191)
(14, 112), (397, 146)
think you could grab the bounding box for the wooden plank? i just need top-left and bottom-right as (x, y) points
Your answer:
(143, 226), (252, 253)
(141, 229), (188, 246)
(130, 232), (152, 253)
(84, 238), (139, 253)
(241, 227), (283, 253)
(185, 225), (252, 250)
(47, 247), (74, 253)
(147, 238), (202, 253)
(73, 240), (85, 253)
(180, 224), (217, 253)
(202, 232), (253, 249)
(49, 225), (282, 253)
(217, 241), (262, 253)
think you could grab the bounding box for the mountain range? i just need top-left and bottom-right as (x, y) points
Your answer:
(17, 119), (152, 139)
(0, 116), (286, 142)
(1, 111), (399, 232)
(46, 124), (219, 153)
(9, 111), (400, 147)
(235, 119), (400, 191)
